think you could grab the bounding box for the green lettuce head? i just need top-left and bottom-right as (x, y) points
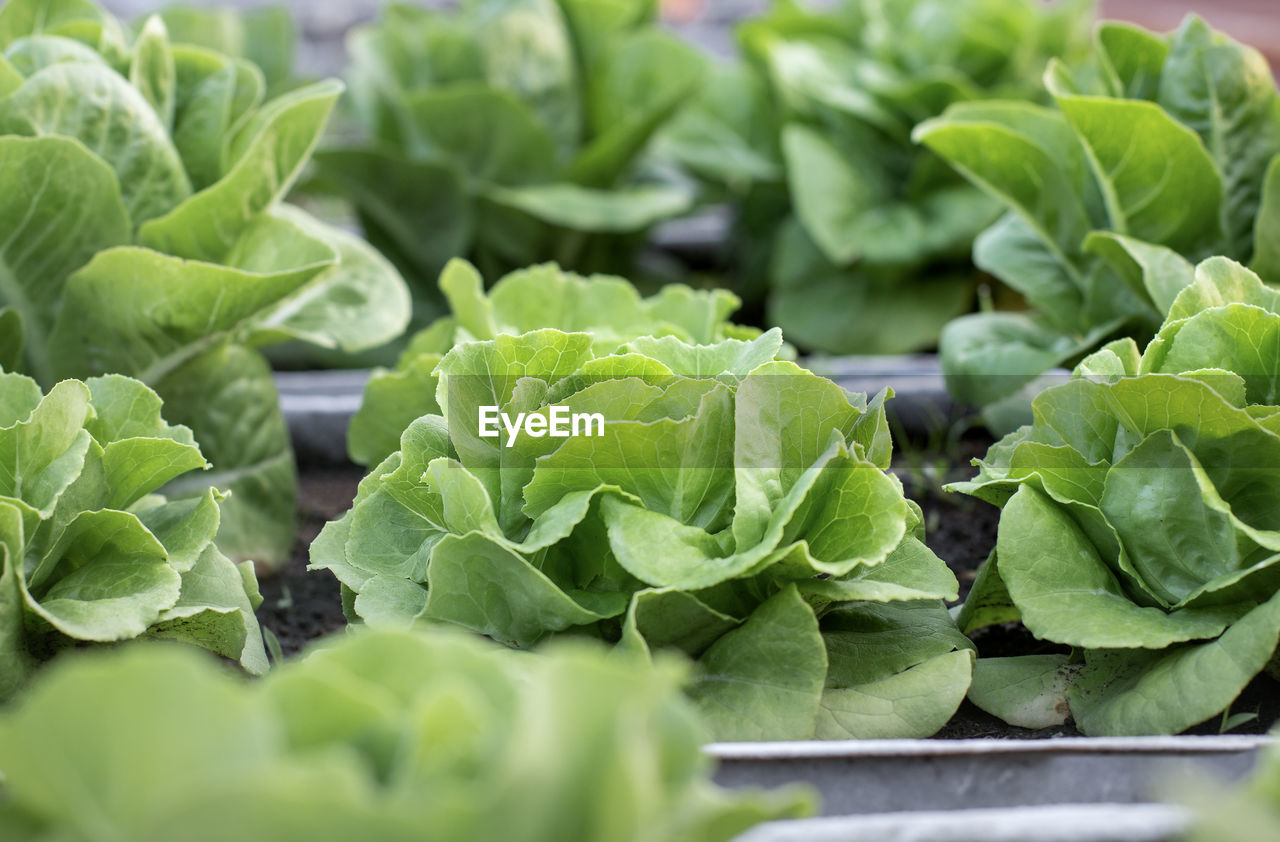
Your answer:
(954, 258), (1280, 736)
(0, 629), (812, 840)
(0, 371), (265, 702)
(657, 0), (1094, 354)
(315, 0), (704, 316)
(316, 325), (973, 741)
(916, 16), (1280, 428)
(0, 0), (411, 569)
(348, 259), (770, 467)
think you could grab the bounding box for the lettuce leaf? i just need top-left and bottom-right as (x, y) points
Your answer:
(348, 259), (764, 467)
(953, 259), (1280, 735)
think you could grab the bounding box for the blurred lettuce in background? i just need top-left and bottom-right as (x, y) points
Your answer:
(918, 15), (1280, 429)
(312, 0), (706, 328)
(0, 629), (813, 840)
(657, 0), (1095, 353)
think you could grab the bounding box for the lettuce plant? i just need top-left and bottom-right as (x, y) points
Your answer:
(657, 0), (1093, 354)
(315, 326), (973, 741)
(953, 259), (1280, 736)
(0, 630), (812, 840)
(315, 0), (704, 317)
(0, 372), (266, 702)
(916, 16), (1280, 428)
(0, 0), (410, 568)
(349, 259), (767, 467)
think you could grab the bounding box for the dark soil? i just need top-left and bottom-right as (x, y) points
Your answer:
(904, 442), (1091, 740)
(1181, 672), (1280, 736)
(255, 469), (360, 658)
(893, 431), (1000, 602)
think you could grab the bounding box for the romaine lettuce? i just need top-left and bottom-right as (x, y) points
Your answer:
(0, 0), (410, 568)
(658, 0), (1094, 354)
(348, 259), (767, 467)
(916, 16), (1280, 428)
(314, 0), (704, 317)
(317, 325), (973, 740)
(954, 258), (1280, 735)
(0, 371), (265, 702)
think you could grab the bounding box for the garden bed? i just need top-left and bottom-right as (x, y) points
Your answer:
(264, 468), (1280, 739)
(10, 2), (1280, 839)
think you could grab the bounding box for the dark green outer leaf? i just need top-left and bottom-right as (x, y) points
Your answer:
(311, 146), (472, 288)
(403, 85), (555, 185)
(1157, 17), (1280, 257)
(767, 220), (974, 355)
(568, 30), (703, 187)
(1069, 590), (1280, 735)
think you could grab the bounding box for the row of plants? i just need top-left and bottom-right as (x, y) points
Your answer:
(12, 0), (1276, 568)
(6, 251), (1280, 833)
(307, 0), (1101, 349)
(5, 0), (1280, 836)
(288, 0), (1280, 431)
(8, 250), (1280, 736)
(308, 0), (1097, 354)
